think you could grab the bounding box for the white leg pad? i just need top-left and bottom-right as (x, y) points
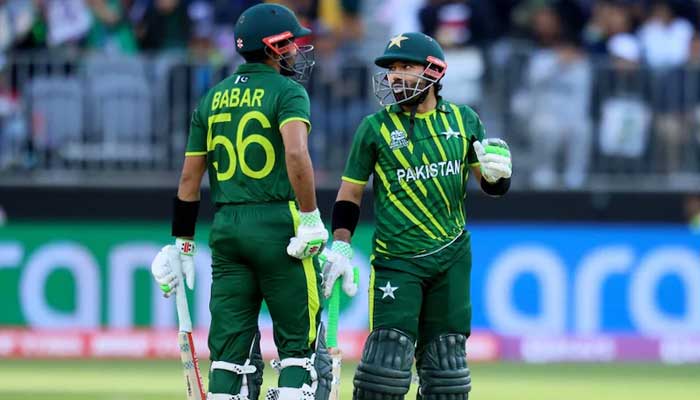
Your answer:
(265, 384), (315, 400)
(211, 360), (258, 398)
(207, 393), (247, 400)
(270, 356), (318, 383)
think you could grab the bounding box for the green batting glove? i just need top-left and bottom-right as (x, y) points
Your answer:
(474, 138), (512, 183)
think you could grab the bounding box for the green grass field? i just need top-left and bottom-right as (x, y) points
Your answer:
(1, 359), (699, 400)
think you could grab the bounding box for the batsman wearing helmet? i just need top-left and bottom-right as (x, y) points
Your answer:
(150, 4), (337, 400)
(321, 32), (512, 400)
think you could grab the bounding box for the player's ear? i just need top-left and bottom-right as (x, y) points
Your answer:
(433, 80), (443, 98)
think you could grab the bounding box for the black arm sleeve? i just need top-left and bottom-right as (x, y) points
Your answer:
(331, 200), (360, 235)
(171, 196), (200, 237)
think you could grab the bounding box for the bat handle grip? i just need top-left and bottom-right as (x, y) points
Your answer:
(327, 280), (340, 348)
(174, 262), (193, 333)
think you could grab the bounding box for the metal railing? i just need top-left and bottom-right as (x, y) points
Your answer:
(1, 50), (699, 190)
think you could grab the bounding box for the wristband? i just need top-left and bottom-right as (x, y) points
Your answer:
(331, 200), (360, 235)
(172, 197), (199, 237)
(480, 177), (510, 196)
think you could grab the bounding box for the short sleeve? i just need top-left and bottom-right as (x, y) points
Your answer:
(466, 108), (486, 166)
(342, 117), (377, 185)
(185, 103), (207, 156)
(278, 82), (311, 132)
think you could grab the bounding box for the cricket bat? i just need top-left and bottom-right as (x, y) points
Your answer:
(327, 279), (343, 400)
(326, 265), (360, 400)
(175, 274), (206, 400)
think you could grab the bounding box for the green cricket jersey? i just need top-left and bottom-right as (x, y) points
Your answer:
(343, 98), (484, 257)
(185, 63), (311, 204)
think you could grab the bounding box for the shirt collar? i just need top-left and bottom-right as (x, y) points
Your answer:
(234, 63), (278, 74)
(386, 98), (452, 114)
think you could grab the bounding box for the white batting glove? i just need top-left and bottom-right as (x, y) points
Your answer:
(287, 208), (328, 259)
(151, 238), (196, 298)
(473, 138), (512, 183)
(320, 241), (358, 298)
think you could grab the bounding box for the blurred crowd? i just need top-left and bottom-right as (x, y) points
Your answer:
(1, 0), (700, 189)
(378, 0), (700, 188)
(0, 0), (362, 58)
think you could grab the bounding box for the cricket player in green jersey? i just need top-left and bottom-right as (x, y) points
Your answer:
(150, 4), (335, 400)
(321, 32), (512, 400)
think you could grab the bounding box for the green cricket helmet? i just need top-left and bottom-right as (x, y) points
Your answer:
(234, 3), (315, 82)
(373, 32), (447, 106)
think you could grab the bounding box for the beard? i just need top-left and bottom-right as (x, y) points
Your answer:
(392, 78), (429, 106)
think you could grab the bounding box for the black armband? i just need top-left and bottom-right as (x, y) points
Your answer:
(172, 197), (200, 237)
(480, 177), (511, 196)
(332, 200), (360, 235)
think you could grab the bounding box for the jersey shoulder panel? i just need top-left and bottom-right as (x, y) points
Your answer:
(456, 103), (485, 141)
(275, 77), (311, 129)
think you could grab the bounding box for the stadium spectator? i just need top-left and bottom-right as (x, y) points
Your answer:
(639, 0), (694, 174)
(377, 0), (424, 37)
(511, 0), (593, 188)
(85, 0), (138, 54)
(136, 0), (191, 52)
(596, 34), (651, 169)
(687, 32), (700, 172)
(605, 0), (638, 53)
(422, 1), (485, 106)
(0, 55), (26, 169)
(419, 0), (511, 46)
(639, 0), (693, 68)
(44, 0), (93, 48)
(0, 0), (37, 51)
(582, 0), (613, 55)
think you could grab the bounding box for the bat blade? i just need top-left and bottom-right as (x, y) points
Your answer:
(329, 348), (342, 400)
(178, 331), (206, 400)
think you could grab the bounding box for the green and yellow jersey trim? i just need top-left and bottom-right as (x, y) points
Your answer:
(374, 164), (438, 240)
(421, 153), (451, 215)
(288, 201), (320, 346)
(403, 109), (436, 119)
(341, 176), (368, 185)
(185, 151), (207, 156)
(279, 117), (312, 133)
(377, 123), (447, 237)
(450, 104), (470, 224)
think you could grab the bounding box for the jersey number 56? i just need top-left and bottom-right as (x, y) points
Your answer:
(206, 111), (276, 181)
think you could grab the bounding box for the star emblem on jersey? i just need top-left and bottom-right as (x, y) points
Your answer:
(441, 130), (460, 140)
(379, 281), (398, 299)
(388, 35), (409, 48)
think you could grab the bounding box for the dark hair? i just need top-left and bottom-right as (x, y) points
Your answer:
(241, 49), (269, 63)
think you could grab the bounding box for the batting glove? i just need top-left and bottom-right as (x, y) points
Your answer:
(287, 208), (328, 259)
(320, 241), (358, 298)
(473, 138), (512, 183)
(151, 238), (196, 298)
